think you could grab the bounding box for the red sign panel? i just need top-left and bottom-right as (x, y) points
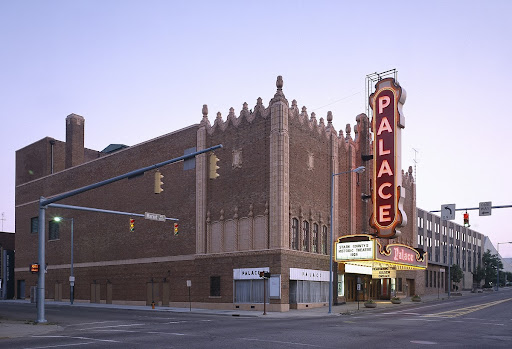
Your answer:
(369, 78), (406, 239)
(376, 242), (428, 269)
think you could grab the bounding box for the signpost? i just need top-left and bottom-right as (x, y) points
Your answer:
(187, 280), (192, 311)
(479, 201), (492, 216)
(441, 204), (456, 221)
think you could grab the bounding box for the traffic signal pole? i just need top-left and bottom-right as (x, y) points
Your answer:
(35, 144), (222, 323)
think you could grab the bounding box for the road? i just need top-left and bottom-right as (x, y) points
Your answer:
(1, 289), (511, 348)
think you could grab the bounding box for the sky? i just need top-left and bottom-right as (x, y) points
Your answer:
(1, 0), (511, 257)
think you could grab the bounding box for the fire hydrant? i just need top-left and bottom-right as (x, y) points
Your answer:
(151, 302), (155, 309)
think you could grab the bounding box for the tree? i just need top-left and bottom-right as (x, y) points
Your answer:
(482, 249), (503, 287)
(472, 265), (485, 285)
(451, 264), (463, 290)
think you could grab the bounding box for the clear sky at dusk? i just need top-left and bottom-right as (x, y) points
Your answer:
(1, 1), (511, 257)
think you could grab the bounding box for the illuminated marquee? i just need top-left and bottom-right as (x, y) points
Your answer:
(369, 78), (407, 239)
(376, 241), (428, 269)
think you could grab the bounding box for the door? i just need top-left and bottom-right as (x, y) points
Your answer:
(17, 280), (25, 299)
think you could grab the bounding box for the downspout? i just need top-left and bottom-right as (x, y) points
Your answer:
(49, 139), (55, 174)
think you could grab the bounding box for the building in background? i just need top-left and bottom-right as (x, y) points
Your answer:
(16, 76), (429, 311)
(416, 208), (485, 292)
(0, 231), (15, 299)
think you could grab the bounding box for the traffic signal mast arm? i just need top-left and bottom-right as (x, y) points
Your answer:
(39, 144), (223, 207)
(429, 204), (512, 213)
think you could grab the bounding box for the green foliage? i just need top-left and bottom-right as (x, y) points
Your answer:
(472, 265), (486, 284)
(482, 249), (503, 287)
(451, 264), (463, 284)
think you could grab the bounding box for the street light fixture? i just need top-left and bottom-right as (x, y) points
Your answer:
(496, 241), (512, 291)
(54, 217), (74, 304)
(329, 165), (365, 314)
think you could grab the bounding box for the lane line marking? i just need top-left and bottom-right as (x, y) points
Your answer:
(424, 298), (512, 318)
(241, 338), (325, 347)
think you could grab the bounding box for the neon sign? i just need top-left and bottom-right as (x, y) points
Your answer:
(369, 78), (407, 239)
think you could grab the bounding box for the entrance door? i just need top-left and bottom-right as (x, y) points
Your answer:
(345, 275), (356, 301)
(406, 279), (415, 296)
(17, 280), (25, 299)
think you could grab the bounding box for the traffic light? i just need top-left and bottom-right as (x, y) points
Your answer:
(130, 218), (135, 232)
(154, 170), (164, 194)
(209, 153), (220, 179)
(30, 263), (39, 273)
(463, 211), (470, 227)
(173, 222), (179, 236)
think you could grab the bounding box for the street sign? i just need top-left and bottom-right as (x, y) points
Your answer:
(144, 212), (166, 222)
(441, 204), (456, 221)
(479, 201), (492, 216)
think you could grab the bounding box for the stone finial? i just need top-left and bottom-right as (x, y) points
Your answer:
(327, 111), (333, 124)
(276, 75), (283, 90)
(257, 97), (263, 106)
(292, 99), (297, 108)
(216, 112), (222, 121)
(271, 76), (287, 105)
(229, 107), (235, 116)
(310, 112), (316, 121)
(408, 166), (413, 175)
(243, 102), (248, 110)
(202, 104), (208, 117)
(346, 123), (351, 135)
(319, 117), (325, 127)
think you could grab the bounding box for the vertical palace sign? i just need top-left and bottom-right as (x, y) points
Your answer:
(369, 78), (407, 239)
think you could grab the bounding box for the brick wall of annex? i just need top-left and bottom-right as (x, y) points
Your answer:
(15, 125), (200, 274)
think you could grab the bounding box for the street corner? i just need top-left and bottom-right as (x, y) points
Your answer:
(0, 320), (63, 339)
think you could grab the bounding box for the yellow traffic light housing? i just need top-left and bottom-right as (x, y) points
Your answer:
(154, 170), (164, 194)
(174, 222), (179, 235)
(130, 218), (135, 232)
(30, 263), (39, 273)
(209, 153), (220, 179)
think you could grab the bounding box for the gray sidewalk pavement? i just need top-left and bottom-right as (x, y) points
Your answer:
(0, 290), (493, 340)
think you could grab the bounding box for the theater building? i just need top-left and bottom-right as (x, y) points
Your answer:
(15, 76), (426, 311)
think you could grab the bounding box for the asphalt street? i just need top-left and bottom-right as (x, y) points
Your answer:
(1, 288), (511, 348)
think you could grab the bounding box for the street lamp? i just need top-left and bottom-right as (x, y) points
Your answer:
(496, 241), (512, 291)
(54, 217), (74, 304)
(329, 165), (366, 314)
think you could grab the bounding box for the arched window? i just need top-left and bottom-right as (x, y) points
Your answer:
(302, 221), (310, 252)
(291, 218), (299, 250)
(312, 223), (319, 253)
(322, 225), (328, 255)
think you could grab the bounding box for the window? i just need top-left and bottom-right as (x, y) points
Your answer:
(289, 280), (328, 303)
(398, 278), (403, 292)
(48, 220), (59, 240)
(302, 221), (310, 252)
(434, 271), (437, 288)
(429, 271), (433, 287)
(322, 226), (328, 254)
(31, 217), (38, 234)
(234, 279), (268, 303)
(210, 276), (221, 297)
(291, 218), (299, 250)
(312, 223), (319, 253)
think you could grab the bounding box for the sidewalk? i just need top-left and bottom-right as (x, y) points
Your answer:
(0, 290), (487, 339)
